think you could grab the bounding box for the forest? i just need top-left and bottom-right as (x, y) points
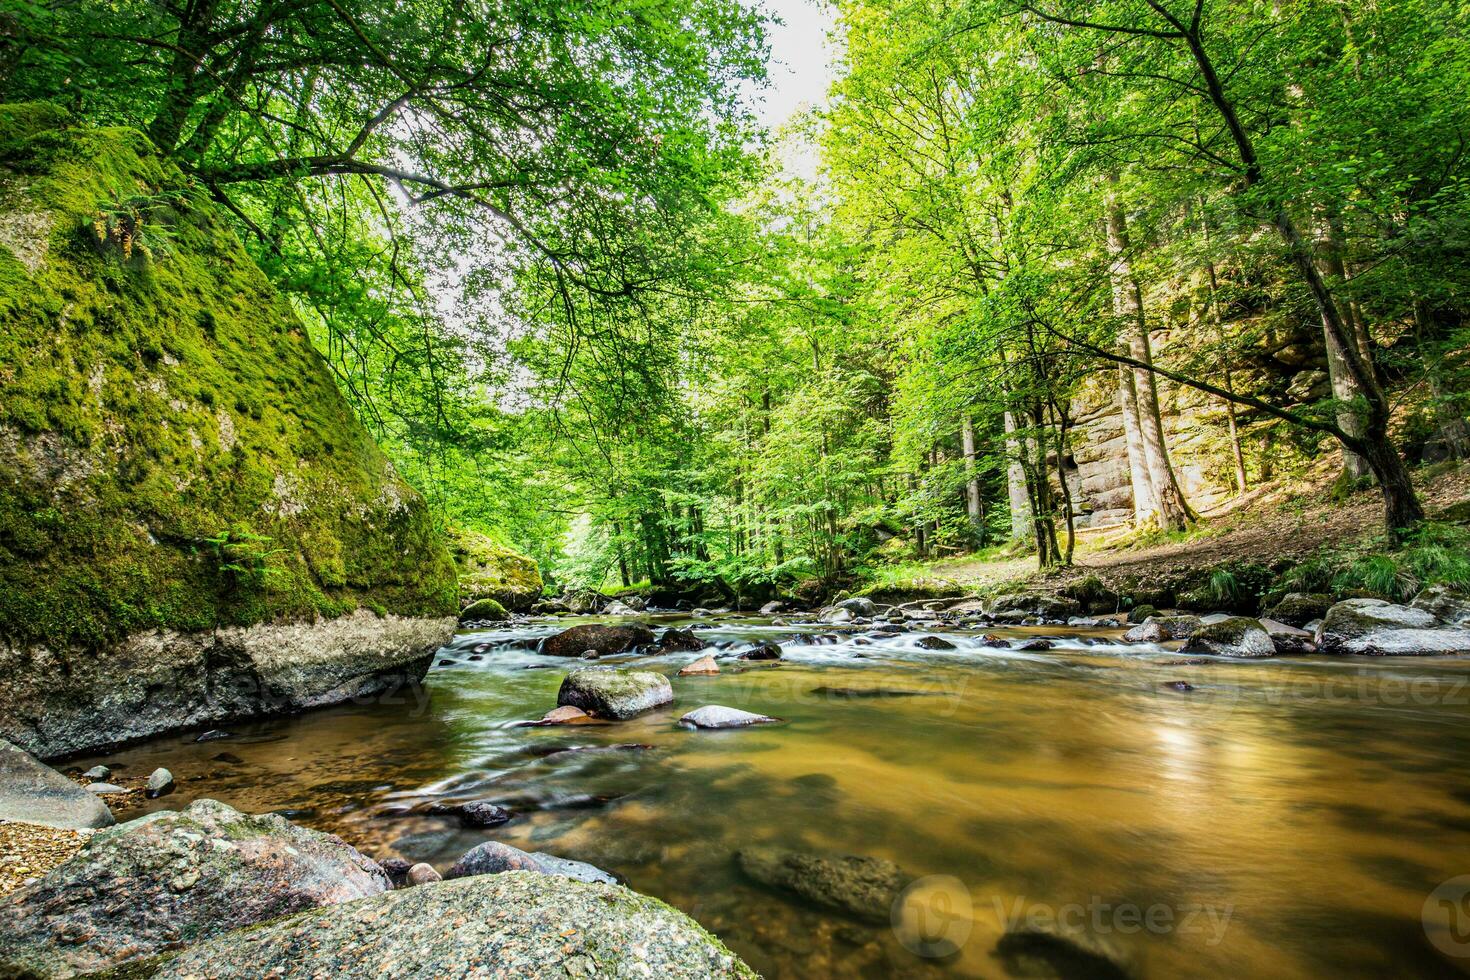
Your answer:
(6, 0), (1467, 597)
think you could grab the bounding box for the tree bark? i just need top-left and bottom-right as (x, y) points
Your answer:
(1105, 180), (1191, 530)
(1004, 410), (1034, 545)
(1117, 364), (1156, 522)
(961, 414), (985, 543)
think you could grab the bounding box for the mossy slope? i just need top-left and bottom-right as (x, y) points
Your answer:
(0, 104), (457, 652)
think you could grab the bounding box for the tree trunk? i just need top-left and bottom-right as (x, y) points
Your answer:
(1105, 180), (1191, 530)
(1004, 410), (1033, 545)
(962, 414), (985, 543)
(1324, 325), (1372, 482)
(1117, 364), (1156, 522)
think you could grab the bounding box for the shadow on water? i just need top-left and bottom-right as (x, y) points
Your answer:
(72, 612), (1470, 979)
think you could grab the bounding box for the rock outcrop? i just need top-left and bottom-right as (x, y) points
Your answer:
(139, 874), (754, 979)
(448, 526), (543, 613)
(0, 106), (457, 758)
(1317, 598), (1470, 655)
(0, 799), (387, 977)
(0, 739), (114, 830)
(1181, 617), (1276, 658)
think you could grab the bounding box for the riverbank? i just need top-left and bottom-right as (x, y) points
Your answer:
(858, 460), (1470, 607)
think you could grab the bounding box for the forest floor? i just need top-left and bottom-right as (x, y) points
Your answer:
(864, 458), (1470, 601)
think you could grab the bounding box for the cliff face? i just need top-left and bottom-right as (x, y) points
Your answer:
(0, 105), (458, 757)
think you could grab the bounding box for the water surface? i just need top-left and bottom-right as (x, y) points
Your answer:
(74, 614), (1470, 978)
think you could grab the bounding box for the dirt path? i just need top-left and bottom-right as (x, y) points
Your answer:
(912, 461), (1469, 595)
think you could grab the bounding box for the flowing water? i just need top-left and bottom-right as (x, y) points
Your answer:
(71, 613), (1470, 978)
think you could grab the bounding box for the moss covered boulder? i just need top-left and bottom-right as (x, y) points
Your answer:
(449, 526), (543, 612)
(0, 106), (457, 757)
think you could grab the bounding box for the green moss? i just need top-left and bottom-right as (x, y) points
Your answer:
(459, 597), (508, 621)
(448, 526), (543, 610)
(0, 107), (457, 652)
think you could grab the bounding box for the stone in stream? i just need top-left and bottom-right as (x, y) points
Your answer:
(540, 623), (656, 658)
(810, 686), (929, 700)
(0, 739), (114, 830)
(557, 668), (673, 720)
(140, 873), (754, 979)
(985, 593), (1082, 622)
(447, 840), (616, 885)
(1261, 617), (1316, 655)
(978, 634), (1011, 649)
(81, 764), (112, 782)
(378, 856), (413, 886)
(213, 751), (245, 764)
(995, 921), (1134, 980)
(526, 704), (602, 726)
(1316, 598), (1470, 655)
(736, 847), (909, 925)
(915, 635), (955, 650)
(1160, 681), (1195, 692)
(1122, 615), (1202, 643)
(1014, 638), (1054, 651)
(146, 766), (176, 798)
(0, 799), (389, 978)
(458, 596), (509, 622)
(679, 706), (780, 729)
(427, 800), (512, 828)
(1181, 617), (1276, 658)
(679, 654), (721, 676)
(659, 627), (707, 652)
(406, 862), (442, 885)
(837, 597), (879, 617)
(85, 783), (129, 795)
(1264, 592), (1336, 628)
(194, 729), (235, 742)
(739, 641), (783, 661)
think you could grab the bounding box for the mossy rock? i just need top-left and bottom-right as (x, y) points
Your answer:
(0, 107), (457, 752)
(448, 526), (542, 612)
(459, 597), (507, 622)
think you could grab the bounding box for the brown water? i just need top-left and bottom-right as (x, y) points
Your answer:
(71, 615), (1470, 978)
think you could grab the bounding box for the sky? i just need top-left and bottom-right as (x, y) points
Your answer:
(750, 0), (840, 130)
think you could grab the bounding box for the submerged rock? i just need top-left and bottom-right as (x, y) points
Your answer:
(679, 654), (721, 676)
(736, 847), (909, 924)
(541, 623), (656, 658)
(0, 799), (387, 977)
(557, 668), (673, 720)
(679, 706), (780, 729)
(529, 704), (598, 726)
(1317, 598), (1470, 655)
(447, 840), (616, 885)
(0, 739), (114, 830)
(1182, 617), (1276, 658)
(143, 873), (754, 979)
(428, 800), (511, 828)
(995, 921), (1134, 980)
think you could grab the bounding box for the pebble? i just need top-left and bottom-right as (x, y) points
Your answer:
(0, 820), (87, 896)
(407, 863), (442, 885)
(146, 768), (176, 798)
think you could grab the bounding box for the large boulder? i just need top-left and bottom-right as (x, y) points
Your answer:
(1181, 617), (1276, 658)
(541, 623), (656, 658)
(448, 527), (542, 613)
(557, 668), (672, 720)
(142, 874), (754, 979)
(736, 846), (909, 925)
(1411, 585), (1470, 626)
(0, 799), (387, 977)
(0, 108), (457, 758)
(985, 593), (1082, 622)
(446, 840), (615, 885)
(1265, 592), (1335, 628)
(1317, 598), (1470, 655)
(0, 739), (114, 830)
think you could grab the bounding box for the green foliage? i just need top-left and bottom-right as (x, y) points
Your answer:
(0, 113), (456, 650)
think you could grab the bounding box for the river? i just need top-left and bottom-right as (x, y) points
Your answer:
(70, 612), (1470, 978)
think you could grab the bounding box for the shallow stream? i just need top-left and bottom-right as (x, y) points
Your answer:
(72, 613), (1470, 978)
